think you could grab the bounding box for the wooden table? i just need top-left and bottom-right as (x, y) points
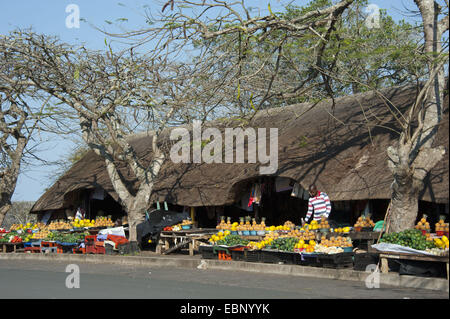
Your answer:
(156, 228), (217, 256)
(375, 250), (449, 280)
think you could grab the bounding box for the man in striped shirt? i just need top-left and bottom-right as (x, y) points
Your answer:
(305, 184), (332, 222)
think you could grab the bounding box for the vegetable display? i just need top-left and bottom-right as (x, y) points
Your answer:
(380, 229), (436, 250)
(267, 237), (298, 252)
(216, 234), (249, 246)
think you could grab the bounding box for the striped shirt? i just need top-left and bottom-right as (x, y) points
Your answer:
(305, 191), (331, 221)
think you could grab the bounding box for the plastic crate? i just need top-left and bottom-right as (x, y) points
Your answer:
(244, 249), (261, 263)
(276, 251), (297, 265)
(295, 253), (321, 267)
(72, 247), (86, 254)
(260, 249), (282, 264)
(199, 245), (217, 259)
(319, 252), (354, 269)
(230, 250), (245, 261)
(84, 235), (97, 245)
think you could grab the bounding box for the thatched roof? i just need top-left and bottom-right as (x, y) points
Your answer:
(31, 84), (449, 213)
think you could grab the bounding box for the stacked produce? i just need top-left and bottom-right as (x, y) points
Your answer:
(333, 227), (351, 234)
(415, 216), (430, 232)
(93, 217), (114, 228)
(435, 219), (449, 233)
(47, 220), (73, 230)
(294, 239), (316, 252)
(380, 229), (435, 250)
(264, 231), (280, 241)
(302, 220), (320, 231)
(31, 230), (51, 240)
(433, 236), (449, 249)
(9, 222), (45, 231)
(314, 245), (344, 254)
(209, 231), (230, 243)
(319, 236), (352, 248)
(354, 216), (375, 229)
(71, 219), (95, 229)
(247, 238), (273, 250)
(318, 217), (330, 229)
(283, 221), (295, 230)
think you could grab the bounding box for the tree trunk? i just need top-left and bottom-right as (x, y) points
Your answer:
(388, 173), (419, 233)
(0, 202), (12, 228)
(387, 143), (445, 233)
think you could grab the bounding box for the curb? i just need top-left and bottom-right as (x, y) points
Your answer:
(1, 253), (448, 293)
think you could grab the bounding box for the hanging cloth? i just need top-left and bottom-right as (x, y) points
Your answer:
(291, 183), (300, 198)
(254, 184), (262, 204)
(248, 185), (256, 207)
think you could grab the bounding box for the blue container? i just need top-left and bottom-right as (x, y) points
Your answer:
(243, 231), (250, 236)
(231, 231), (238, 235)
(250, 230), (257, 236)
(342, 247), (353, 253)
(181, 225), (192, 230)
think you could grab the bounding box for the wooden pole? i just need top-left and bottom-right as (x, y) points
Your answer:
(190, 207), (196, 227)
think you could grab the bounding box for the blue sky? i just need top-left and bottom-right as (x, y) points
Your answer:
(1, 0), (423, 202)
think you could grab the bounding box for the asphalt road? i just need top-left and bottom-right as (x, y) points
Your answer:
(0, 259), (447, 299)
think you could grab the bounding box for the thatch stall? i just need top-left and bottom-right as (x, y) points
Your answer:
(30, 84), (449, 227)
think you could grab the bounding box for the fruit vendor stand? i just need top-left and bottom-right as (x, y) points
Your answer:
(0, 217), (126, 255)
(198, 214), (450, 276)
(369, 216), (450, 279)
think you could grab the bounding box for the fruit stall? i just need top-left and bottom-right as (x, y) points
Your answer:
(371, 216), (449, 279)
(0, 217), (129, 255)
(198, 215), (449, 276)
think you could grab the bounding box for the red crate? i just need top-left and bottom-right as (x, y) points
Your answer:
(85, 235), (97, 244)
(94, 241), (104, 247)
(85, 245), (105, 254)
(72, 247), (86, 254)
